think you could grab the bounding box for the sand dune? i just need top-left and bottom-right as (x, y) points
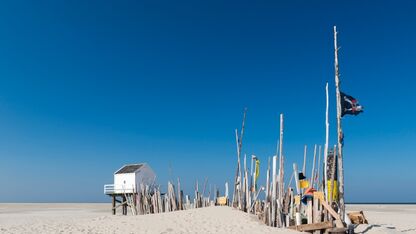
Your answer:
(0, 203), (415, 234)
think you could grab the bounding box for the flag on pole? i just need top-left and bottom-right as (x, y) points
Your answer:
(340, 92), (364, 117)
(300, 180), (309, 189)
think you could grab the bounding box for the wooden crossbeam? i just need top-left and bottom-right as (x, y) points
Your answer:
(288, 221), (333, 232)
(113, 201), (128, 210)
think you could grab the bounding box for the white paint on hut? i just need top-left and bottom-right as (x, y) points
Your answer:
(105, 163), (156, 194)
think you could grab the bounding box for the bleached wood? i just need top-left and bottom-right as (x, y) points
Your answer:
(278, 113), (284, 227)
(307, 197), (313, 224)
(311, 144), (317, 187)
(232, 129), (240, 208)
(177, 178), (182, 210)
(288, 171), (294, 189)
(288, 221), (333, 232)
(238, 108), (247, 210)
(225, 182), (229, 198)
(250, 155), (254, 195)
(333, 25), (345, 221)
(324, 82), (330, 199)
(293, 163), (300, 195)
(313, 195), (320, 224)
(252, 155), (257, 198)
(265, 157), (270, 201)
(271, 155), (277, 226)
(302, 145), (307, 175)
(250, 186), (264, 212)
(317, 145), (322, 190)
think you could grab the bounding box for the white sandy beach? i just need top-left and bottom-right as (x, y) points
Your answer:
(0, 203), (415, 234)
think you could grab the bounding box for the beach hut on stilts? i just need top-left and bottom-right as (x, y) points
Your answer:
(104, 163), (156, 215)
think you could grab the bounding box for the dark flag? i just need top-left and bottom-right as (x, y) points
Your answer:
(340, 92), (363, 117)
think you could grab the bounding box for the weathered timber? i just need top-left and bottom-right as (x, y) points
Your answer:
(288, 221), (333, 232)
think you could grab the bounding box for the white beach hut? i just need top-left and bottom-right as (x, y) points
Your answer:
(104, 163), (156, 194)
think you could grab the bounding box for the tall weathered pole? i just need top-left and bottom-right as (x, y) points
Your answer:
(302, 145), (307, 175)
(324, 82), (330, 199)
(310, 144), (317, 187)
(333, 26), (345, 221)
(277, 113), (284, 227)
(232, 108), (247, 208)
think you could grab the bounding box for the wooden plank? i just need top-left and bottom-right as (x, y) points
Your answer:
(319, 197), (344, 228)
(288, 221), (333, 232)
(320, 198), (340, 220)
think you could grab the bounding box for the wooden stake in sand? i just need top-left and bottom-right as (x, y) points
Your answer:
(317, 145), (322, 190)
(277, 113), (284, 227)
(271, 155), (277, 226)
(324, 82), (330, 199)
(232, 108), (247, 209)
(333, 26), (345, 221)
(310, 144), (317, 187)
(292, 163), (301, 225)
(251, 155), (258, 201)
(264, 157), (271, 225)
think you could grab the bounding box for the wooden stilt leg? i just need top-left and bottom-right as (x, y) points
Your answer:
(123, 196), (127, 215)
(112, 195), (116, 215)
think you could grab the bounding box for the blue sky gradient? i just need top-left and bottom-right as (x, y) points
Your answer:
(0, 1), (415, 203)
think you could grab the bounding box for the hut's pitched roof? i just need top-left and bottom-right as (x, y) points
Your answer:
(115, 164), (144, 174)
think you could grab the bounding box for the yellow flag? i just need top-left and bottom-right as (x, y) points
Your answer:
(255, 159), (260, 180)
(300, 180), (309, 189)
(327, 180), (338, 201)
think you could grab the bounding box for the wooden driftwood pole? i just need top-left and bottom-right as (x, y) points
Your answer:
(329, 145), (337, 204)
(250, 186), (264, 213)
(271, 155), (277, 227)
(250, 155), (254, 193)
(232, 129), (240, 208)
(264, 156), (271, 225)
(177, 178), (182, 210)
(231, 108), (247, 209)
(265, 156), (270, 202)
(324, 82), (330, 199)
(238, 109), (247, 210)
(317, 145), (322, 190)
(293, 163), (301, 225)
(302, 145), (307, 175)
(277, 113), (284, 227)
(310, 144), (317, 187)
(244, 154), (250, 211)
(225, 182), (229, 205)
(333, 26), (345, 221)
(251, 155), (257, 201)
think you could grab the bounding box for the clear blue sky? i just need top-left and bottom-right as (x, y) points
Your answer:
(0, 0), (415, 203)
